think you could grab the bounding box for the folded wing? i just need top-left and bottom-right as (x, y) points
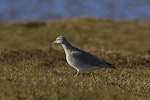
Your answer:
(71, 50), (116, 68)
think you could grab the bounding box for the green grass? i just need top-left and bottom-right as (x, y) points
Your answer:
(0, 18), (150, 100)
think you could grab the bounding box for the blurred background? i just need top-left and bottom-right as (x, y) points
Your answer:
(0, 0), (150, 23)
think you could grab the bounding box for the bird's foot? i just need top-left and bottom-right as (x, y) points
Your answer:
(91, 73), (97, 83)
(74, 71), (79, 77)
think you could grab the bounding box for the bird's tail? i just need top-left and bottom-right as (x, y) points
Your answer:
(103, 61), (116, 69)
(109, 64), (116, 69)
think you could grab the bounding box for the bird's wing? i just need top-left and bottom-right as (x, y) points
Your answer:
(71, 50), (115, 68)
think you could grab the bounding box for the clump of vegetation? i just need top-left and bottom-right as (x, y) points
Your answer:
(0, 18), (150, 100)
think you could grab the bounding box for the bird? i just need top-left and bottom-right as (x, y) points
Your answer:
(52, 36), (116, 82)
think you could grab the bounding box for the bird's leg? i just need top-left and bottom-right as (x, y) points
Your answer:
(91, 72), (97, 83)
(74, 71), (79, 77)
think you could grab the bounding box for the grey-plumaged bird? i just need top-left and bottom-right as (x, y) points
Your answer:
(53, 36), (116, 81)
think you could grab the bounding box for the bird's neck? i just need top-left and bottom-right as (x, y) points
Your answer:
(61, 42), (73, 54)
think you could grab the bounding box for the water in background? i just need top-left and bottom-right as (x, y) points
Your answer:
(0, 0), (150, 22)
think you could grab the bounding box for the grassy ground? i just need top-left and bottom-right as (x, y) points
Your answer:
(0, 18), (150, 100)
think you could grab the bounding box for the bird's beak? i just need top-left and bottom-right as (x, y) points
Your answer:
(52, 41), (57, 44)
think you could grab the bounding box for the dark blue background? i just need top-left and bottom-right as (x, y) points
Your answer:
(0, 0), (150, 22)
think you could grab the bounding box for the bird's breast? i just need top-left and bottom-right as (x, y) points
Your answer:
(65, 51), (74, 66)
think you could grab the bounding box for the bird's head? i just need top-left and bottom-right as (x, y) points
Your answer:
(52, 36), (68, 44)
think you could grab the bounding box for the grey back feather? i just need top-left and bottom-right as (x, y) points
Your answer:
(70, 47), (115, 68)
